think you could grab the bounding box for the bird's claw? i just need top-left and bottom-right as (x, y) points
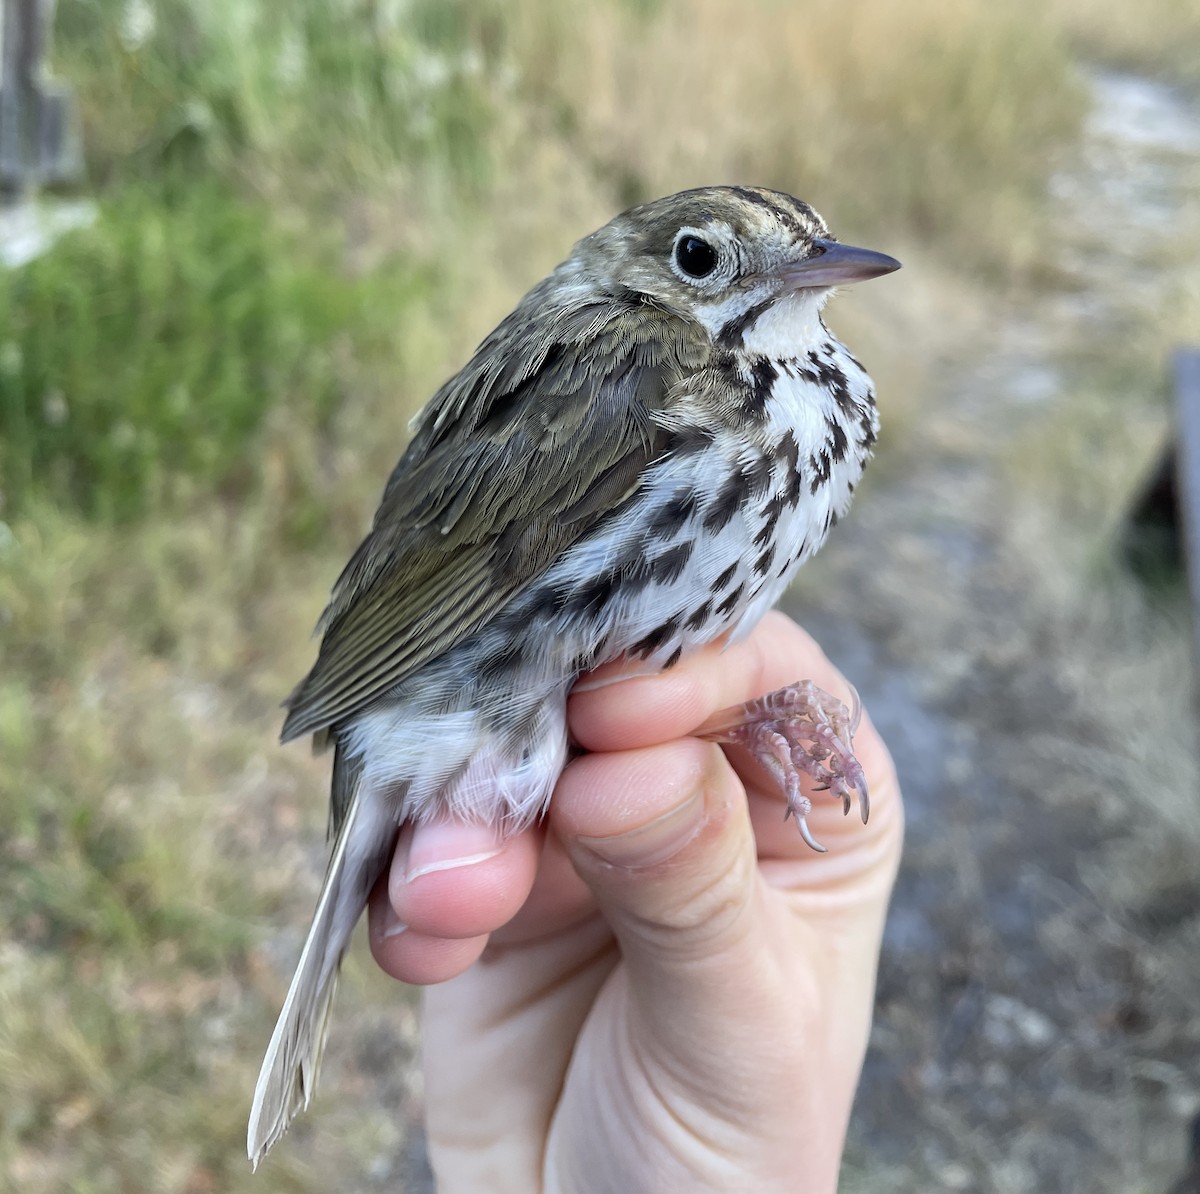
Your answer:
(699, 680), (869, 852)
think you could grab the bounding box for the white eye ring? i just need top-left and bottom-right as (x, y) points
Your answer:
(671, 228), (722, 282)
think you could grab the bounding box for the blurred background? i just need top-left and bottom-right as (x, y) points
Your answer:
(1, 0), (1198, 1190)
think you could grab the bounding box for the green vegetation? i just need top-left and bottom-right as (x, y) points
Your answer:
(1, 0), (1197, 1191)
(0, 185), (419, 520)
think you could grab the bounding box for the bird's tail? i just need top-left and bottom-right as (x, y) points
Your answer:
(247, 759), (394, 1168)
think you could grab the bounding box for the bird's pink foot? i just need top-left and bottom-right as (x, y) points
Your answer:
(699, 681), (869, 852)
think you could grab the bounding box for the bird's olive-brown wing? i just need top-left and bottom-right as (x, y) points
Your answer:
(279, 294), (704, 744)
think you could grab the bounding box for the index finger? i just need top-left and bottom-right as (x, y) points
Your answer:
(568, 612), (900, 864)
(568, 611), (856, 751)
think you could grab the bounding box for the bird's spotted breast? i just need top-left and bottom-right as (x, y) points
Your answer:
(491, 328), (878, 677)
(344, 325), (878, 830)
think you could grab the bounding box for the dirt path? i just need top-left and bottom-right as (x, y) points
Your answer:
(801, 71), (1200, 1192)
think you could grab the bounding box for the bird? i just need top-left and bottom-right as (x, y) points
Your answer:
(248, 185), (900, 1165)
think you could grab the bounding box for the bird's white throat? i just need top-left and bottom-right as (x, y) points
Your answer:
(739, 289), (831, 357)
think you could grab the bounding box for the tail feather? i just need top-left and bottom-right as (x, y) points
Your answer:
(247, 764), (392, 1168)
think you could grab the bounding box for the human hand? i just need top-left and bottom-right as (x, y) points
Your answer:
(368, 611), (903, 1193)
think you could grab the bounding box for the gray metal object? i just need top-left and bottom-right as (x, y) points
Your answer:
(0, 0), (81, 194)
(1174, 347), (1200, 667)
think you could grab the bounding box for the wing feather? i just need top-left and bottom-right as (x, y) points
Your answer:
(280, 296), (703, 743)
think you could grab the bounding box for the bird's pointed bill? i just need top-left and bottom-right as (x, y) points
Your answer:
(781, 239), (901, 289)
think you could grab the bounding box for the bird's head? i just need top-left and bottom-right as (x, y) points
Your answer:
(567, 185), (899, 345)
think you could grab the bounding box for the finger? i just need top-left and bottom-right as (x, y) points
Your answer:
(368, 893), (491, 985)
(569, 611), (852, 752)
(485, 829), (598, 947)
(367, 818), (541, 985)
(572, 612), (898, 862)
(551, 737), (777, 1041)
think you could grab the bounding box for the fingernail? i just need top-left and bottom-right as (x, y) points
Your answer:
(576, 790), (707, 868)
(382, 903), (408, 939)
(573, 661), (665, 693)
(403, 820), (505, 884)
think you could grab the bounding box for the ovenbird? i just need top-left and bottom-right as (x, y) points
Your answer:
(249, 185), (899, 1165)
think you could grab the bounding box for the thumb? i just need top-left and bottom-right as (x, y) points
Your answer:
(550, 737), (779, 1046)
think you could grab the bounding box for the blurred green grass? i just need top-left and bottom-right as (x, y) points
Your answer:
(0, 184), (421, 521)
(1, 1), (1197, 1191)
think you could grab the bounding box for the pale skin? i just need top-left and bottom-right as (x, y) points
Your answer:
(367, 612), (904, 1193)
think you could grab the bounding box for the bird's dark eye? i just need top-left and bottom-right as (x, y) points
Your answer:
(674, 235), (718, 279)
